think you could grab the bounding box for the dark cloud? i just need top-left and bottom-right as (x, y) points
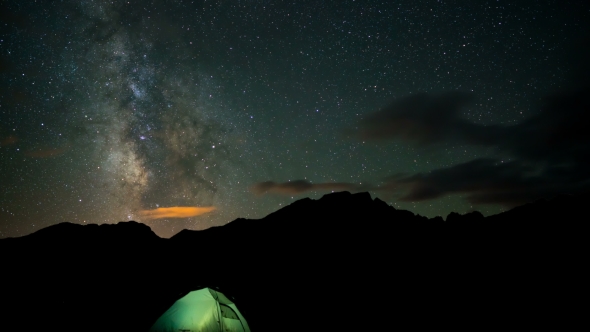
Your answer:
(252, 155), (587, 206)
(504, 89), (590, 164)
(355, 87), (590, 164)
(252, 180), (369, 195)
(354, 85), (590, 207)
(386, 158), (586, 206)
(348, 36), (590, 207)
(256, 84), (590, 205)
(355, 92), (503, 145)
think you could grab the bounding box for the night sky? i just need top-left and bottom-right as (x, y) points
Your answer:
(1, 1), (589, 238)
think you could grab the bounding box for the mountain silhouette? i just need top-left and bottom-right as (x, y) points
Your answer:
(0, 192), (586, 331)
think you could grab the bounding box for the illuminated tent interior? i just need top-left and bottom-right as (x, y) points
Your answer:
(149, 288), (250, 332)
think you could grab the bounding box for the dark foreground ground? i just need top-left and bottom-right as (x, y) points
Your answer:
(1, 191), (587, 331)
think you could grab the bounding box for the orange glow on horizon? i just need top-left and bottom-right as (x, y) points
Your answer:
(139, 206), (216, 220)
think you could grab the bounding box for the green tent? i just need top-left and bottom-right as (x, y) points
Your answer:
(150, 288), (251, 332)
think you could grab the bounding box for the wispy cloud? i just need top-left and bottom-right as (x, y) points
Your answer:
(0, 135), (18, 146)
(352, 91), (504, 146)
(345, 64), (590, 206)
(24, 146), (68, 158)
(139, 206), (216, 220)
(252, 180), (371, 195)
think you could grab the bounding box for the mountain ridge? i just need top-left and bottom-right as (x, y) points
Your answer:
(6, 190), (584, 242)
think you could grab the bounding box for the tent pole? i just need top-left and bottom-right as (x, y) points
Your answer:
(215, 290), (223, 332)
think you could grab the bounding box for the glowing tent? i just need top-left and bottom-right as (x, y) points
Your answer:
(149, 288), (250, 332)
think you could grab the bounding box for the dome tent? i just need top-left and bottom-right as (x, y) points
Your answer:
(150, 288), (250, 332)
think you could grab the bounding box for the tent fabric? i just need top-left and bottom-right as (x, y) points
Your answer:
(150, 288), (250, 332)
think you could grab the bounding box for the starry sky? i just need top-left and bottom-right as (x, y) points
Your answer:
(1, 0), (589, 238)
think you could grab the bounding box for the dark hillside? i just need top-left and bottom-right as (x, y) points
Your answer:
(1, 192), (587, 331)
